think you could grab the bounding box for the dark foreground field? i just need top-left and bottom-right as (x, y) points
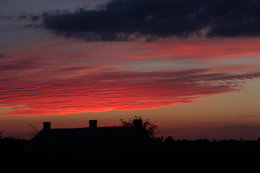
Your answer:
(1, 150), (259, 172)
(1, 137), (260, 166)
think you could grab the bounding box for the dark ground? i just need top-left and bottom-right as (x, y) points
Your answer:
(0, 137), (259, 172)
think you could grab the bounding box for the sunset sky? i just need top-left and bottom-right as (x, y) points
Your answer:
(1, 0), (260, 140)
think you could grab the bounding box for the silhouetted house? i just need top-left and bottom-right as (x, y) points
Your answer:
(26, 120), (152, 153)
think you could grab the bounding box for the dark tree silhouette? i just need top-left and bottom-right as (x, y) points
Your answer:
(120, 116), (159, 138)
(164, 136), (175, 144)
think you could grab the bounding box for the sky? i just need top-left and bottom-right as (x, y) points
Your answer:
(0, 0), (260, 140)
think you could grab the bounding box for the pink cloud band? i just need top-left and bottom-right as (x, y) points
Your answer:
(1, 67), (259, 115)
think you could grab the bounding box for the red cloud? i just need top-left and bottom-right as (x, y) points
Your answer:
(1, 38), (260, 116)
(1, 67), (259, 115)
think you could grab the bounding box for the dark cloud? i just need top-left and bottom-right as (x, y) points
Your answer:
(0, 59), (45, 72)
(0, 53), (8, 59)
(39, 0), (260, 41)
(0, 63), (30, 72)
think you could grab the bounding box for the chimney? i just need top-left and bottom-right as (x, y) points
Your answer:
(43, 122), (51, 130)
(89, 120), (97, 128)
(133, 119), (143, 128)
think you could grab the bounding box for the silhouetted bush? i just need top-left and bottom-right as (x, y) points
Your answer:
(120, 116), (159, 138)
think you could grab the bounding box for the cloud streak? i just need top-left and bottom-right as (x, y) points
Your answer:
(0, 53), (8, 59)
(40, 0), (260, 41)
(1, 67), (259, 115)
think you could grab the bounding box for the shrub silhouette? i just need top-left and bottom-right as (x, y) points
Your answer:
(120, 116), (159, 138)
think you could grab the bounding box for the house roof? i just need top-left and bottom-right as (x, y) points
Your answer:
(33, 126), (149, 143)
(27, 122), (151, 153)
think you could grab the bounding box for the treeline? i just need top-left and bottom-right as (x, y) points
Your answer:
(159, 136), (260, 152)
(2, 136), (260, 154)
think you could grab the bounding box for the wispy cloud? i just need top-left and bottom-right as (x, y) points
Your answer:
(1, 67), (259, 115)
(4, 38), (260, 64)
(0, 53), (8, 59)
(0, 36), (259, 116)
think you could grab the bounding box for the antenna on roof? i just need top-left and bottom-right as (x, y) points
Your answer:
(27, 123), (39, 137)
